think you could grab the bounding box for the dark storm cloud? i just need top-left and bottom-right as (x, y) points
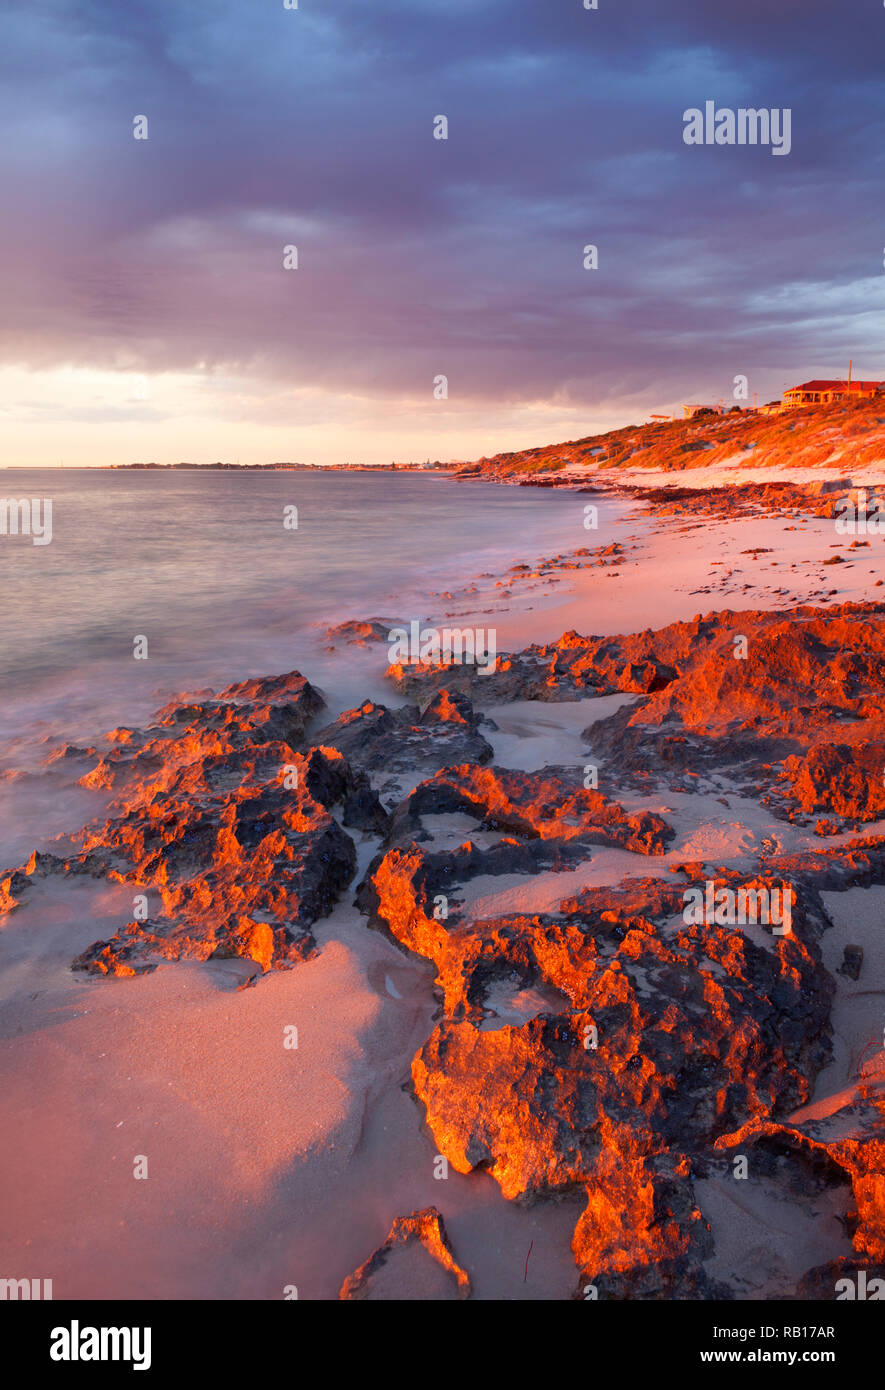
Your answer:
(1, 0), (883, 410)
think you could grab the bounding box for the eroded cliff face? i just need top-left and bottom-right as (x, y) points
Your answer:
(3, 600), (884, 1298)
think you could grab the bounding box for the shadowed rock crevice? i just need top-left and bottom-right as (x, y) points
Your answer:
(313, 688), (495, 802)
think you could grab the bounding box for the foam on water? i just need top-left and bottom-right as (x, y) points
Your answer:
(0, 469), (624, 738)
(0, 468), (627, 855)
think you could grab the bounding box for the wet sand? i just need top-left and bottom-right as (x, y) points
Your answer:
(1, 462), (883, 1299)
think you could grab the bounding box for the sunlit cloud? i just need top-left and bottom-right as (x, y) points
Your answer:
(0, 0), (882, 463)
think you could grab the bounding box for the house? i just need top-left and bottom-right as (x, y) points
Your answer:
(782, 379), (884, 408)
(682, 402), (725, 418)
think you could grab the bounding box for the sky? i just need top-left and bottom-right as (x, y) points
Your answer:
(1, 0), (884, 467)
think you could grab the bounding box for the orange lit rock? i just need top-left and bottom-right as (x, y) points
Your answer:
(714, 1083), (885, 1292)
(571, 1143), (724, 1299)
(313, 689), (494, 794)
(384, 763), (673, 854)
(366, 851), (834, 1201)
(0, 673), (378, 976)
(384, 600), (885, 832)
(339, 1207), (471, 1300)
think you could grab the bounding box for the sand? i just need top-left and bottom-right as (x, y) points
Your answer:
(1, 462), (883, 1299)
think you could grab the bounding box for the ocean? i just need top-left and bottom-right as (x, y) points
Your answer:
(0, 468), (623, 762)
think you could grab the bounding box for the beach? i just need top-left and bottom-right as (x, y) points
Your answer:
(1, 460), (883, 1300)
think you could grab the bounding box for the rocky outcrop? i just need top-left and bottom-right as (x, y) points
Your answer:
(357, 754), (835, 1262)
(384, 763), (673, 854)
(0, 673), (384, 975)
(71, 743), (359, 976)
(356, 764), (675, 992)
(780, 743), (885, 824)
(79, 670), (326, 794)
(322, 618), (400, 649)
(406, 876), (832, 1202)
(385, 601), (885, 829)
(313, 690), (494, 794)
(583, 604), (885, 747)
(356, 748), (868, 1297)
(339, 1208), (471, 1300)
(626, 477), (871, 523)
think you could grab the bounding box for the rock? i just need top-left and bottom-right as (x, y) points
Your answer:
(0, 852), (67, 914)
(807, 477), (852, 496)
(322, 618), (401, 648)
(1, 674), (364, 976)
(781, 743), (885, 824)
(339, 1208), (471, 1300)
(714, 1080), (885, 1280)
(838, 944), (864, 981)
(44, 744), (98, 766)
(618, 660), (678, 694)
(80, 670), (326, 793)
(313, 690), (494, 796)
(383, 606), (885, 806)
(297, 744), (389, 834)
(382, 763), (673, 855)
(407, 875), (832, 1202)
(767, 833), (885, 893)
(0, 869), (29, 915)
(71, 742), (358, 975)
(572, 1149), (730, 1300)
(569, 601), (885, 828)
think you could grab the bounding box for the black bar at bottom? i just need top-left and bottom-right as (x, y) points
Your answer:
(5, 1297), (878, 1375)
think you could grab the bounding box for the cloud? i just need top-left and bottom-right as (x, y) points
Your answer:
(0, 0), (882, 461)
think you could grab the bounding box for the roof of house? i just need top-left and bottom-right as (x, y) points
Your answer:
(785, 379), (884, 393)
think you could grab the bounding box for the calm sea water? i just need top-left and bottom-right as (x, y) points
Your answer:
(0, 469), (622, 759)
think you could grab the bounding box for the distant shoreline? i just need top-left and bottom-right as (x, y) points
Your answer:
(1, 463), (454, 472)
(104, 461), (453, 472)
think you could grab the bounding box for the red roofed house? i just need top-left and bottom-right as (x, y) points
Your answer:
(782, 378), (884, 408)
